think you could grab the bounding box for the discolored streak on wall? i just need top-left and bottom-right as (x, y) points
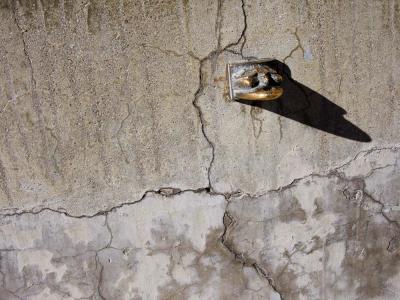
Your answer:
(0, 0), (400, 299)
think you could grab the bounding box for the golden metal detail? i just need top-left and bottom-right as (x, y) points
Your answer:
(227, 59), (283, 101)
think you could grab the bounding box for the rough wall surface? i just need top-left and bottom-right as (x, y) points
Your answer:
(0, 0), (399, 299)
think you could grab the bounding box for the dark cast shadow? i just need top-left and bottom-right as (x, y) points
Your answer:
(236, 60), (371, 142)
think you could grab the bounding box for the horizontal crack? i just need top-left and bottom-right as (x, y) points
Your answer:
(1, 147), (397, 219)
(1, 146), (398, 300)
(283, 27), (305, 64)
(0, 187), (237, 219)
(0, 187), (204, 219)
(260, 146), (400, 196)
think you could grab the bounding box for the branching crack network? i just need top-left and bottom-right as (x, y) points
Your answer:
(2, 2), (400, 299)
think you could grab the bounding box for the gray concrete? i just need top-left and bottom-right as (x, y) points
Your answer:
(0, 0), (399, 299)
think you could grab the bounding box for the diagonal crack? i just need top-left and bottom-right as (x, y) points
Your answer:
(220, 146), (400, 299)
(342, 182), (400, 253)
(221, 212), (284, 299)
(283, 27), (305, 64)
(225, 0), (256, 60)
(265, 146), (400, 195)
(226, 0), (248, 54)
(10, 2), (36, 90)
(112, 103), (132, 164)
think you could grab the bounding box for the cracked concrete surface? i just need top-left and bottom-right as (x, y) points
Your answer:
(0, 191), (280, 299)
(0, 0), (400, 299)
(224, 147), (400, 299)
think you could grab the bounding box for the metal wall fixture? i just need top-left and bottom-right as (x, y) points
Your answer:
(227, 59), (283, 101)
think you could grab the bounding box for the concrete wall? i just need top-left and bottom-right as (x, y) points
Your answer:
(0, 0), (399, 299)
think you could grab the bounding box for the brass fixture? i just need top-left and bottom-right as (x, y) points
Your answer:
(227, 59), (283, 101)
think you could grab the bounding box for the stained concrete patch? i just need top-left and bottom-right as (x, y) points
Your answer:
(0, 210), (108, 299)
(0, 192), (280, 299)
(224, 148), (400, 299)
(0, 0), (399, 299)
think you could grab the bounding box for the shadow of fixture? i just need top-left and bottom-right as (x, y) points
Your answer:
(236, 60), (371, 142)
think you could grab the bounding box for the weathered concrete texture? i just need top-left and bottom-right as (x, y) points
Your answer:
(0, 192), (280, 299)
(201, 0), (400, 195)
(224, 147), (400, 299)
(0, 0), (244, 214)
(0, 0), (400, 299)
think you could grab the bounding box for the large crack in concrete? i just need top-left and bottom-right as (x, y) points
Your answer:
(221, 211), (285, 299)
(2, 146), (398, 300)
(2, 1), (400, 298)
(0, 187), (214, 219)
(220, 146), (400, 300)
(191, 0), (249, 191)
